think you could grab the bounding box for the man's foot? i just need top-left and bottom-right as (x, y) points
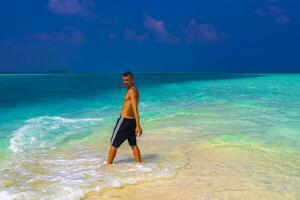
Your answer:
(103, 160), (110, 165)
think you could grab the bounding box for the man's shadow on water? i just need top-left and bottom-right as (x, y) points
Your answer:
(114, 153), (160, 164)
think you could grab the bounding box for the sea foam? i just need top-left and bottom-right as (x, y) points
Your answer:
(9, 115), (103, 153)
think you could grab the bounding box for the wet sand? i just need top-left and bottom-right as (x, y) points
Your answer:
(82, 136), (297, 200)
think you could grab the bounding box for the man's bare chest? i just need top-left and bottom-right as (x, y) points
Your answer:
(124, 93), (130, 101)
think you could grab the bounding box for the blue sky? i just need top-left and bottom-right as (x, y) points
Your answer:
(0, 0), (299, 73)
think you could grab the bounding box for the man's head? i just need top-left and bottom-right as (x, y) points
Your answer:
(122, 71), (134, 87)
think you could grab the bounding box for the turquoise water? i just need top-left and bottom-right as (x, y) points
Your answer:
(0, 73), (300, 199)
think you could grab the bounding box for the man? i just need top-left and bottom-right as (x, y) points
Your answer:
(106, 71), (143, 165)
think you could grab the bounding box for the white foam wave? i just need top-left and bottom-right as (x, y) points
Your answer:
(0, 148), (182, 200)
(9, 116), (103, 153)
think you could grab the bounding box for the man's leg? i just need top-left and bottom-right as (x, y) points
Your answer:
(107, 145), (117, 164)
(131, 145), (142, 163)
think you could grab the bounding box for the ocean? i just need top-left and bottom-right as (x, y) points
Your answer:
(0, 73), (299, 199)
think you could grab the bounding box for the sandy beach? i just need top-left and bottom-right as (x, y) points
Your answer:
(83, 131), (299, 200)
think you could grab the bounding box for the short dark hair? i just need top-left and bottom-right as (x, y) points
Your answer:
(122, 71), (134, 78)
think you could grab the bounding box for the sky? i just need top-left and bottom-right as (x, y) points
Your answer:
(0, 0), (299, 73)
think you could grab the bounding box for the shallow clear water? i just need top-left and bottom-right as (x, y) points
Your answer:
(0, 73), (299, 199)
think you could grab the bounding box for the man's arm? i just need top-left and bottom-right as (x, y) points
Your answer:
(129, 89), (143, 135)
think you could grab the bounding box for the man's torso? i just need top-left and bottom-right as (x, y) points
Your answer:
(120, 87), (139, 119)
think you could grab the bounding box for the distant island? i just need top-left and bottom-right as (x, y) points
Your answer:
(0, 69), (72, 74)
(47, 69), (71, 74)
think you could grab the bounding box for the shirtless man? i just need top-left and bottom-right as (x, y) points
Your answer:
(106, 71), (143, 164)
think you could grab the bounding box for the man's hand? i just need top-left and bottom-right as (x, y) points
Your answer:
(135, 126), (143, 137)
